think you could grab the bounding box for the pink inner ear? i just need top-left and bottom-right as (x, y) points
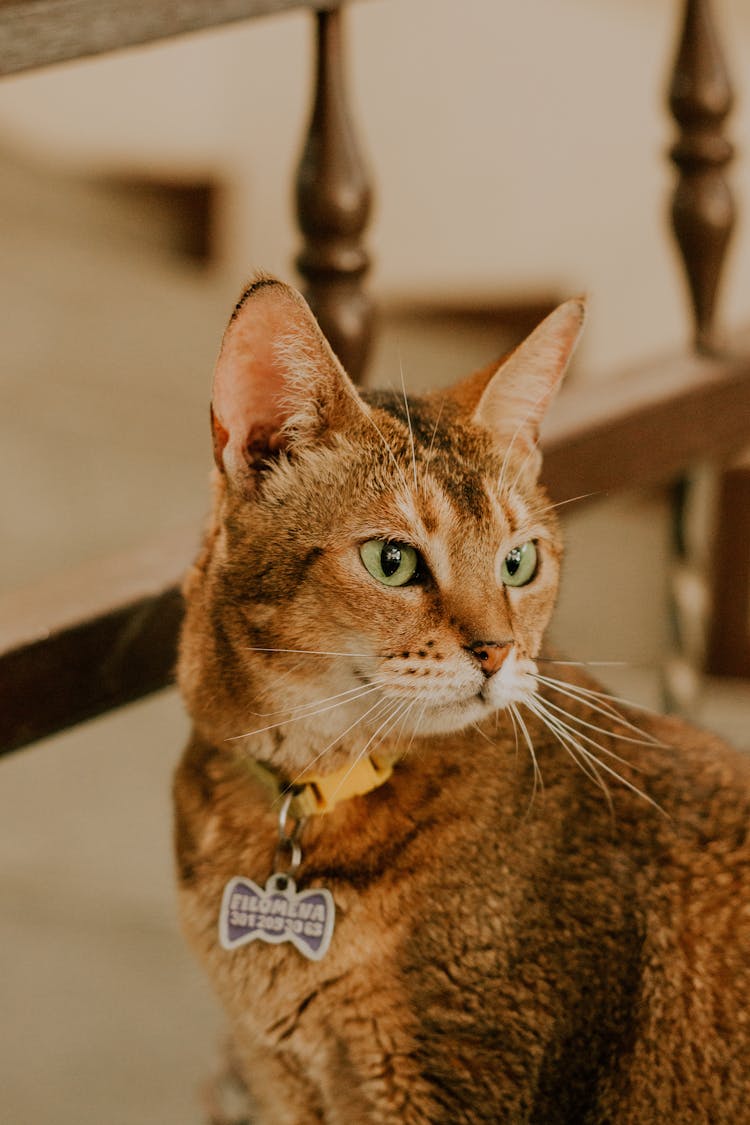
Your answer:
(211, 295), (296, 476)
(215, 306), (286, 432)
(210, 276), (369, 481)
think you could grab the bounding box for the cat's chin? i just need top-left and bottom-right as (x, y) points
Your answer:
(410, 699), (490, 736)
(398, 657), (539, 737)
(405, 692), (530, 738)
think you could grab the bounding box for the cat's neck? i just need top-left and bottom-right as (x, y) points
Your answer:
(230, 705), (410, 786)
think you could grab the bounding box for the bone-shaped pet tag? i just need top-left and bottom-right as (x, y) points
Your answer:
(219, 874), (335, 961)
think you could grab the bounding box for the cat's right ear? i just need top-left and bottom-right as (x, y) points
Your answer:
(211, 275), (370, 491)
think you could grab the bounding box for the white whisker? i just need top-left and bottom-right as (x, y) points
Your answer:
(508, 435), (541, 496)
(533, 674), (631, 726)
(250, 679), (387, 718)
(282, 694), (394, 792)
(528, 699), (615, 815)
(472, 722), (496, 746)
(534, 672), (653, 713)
(404, 697), (431, 757)
(529, 696), (643, 772)
(425, 394), (447, 467)
(532, 674), (665, 746)
(246, 646), (374, 659)
(324, 698), (411, 805)
(392, 698), (418, 746)
(537, 695), (656, 752)
(497, 439), (515, 500)
(398, 353), (419, 495)
(374, 697), (414, 751)
(532, 491), (603, 516)
(361, 407), (410, 494)
(506, 704), (521, 761)
(497, 381), (554, 496)
(536, 659), (630, 668)
(524, 697), (664, 815)
(227, 682), (382, 742)
(510, 702), (543, 803)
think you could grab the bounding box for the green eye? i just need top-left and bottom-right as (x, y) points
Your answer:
(360, 540), (419, 587)
(500, 541), (538, 587)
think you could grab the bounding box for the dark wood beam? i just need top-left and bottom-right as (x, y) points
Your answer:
(707, 463), (750, 677)
(541, 330), (750, 503)
(0, 0), (352, 77)
(0, 528), (196, 755)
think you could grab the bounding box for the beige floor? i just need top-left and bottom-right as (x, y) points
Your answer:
(0, 693), (222, 1125)
(1, 150), (748, 1124)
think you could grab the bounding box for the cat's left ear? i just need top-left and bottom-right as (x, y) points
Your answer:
(473, 297), (586, 477)
(211, 275), (370, 489)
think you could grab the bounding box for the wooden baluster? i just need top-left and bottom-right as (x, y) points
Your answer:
(664, 0), (735, 713)
(706, 462), (750, 678)
(668, 0), (735, 354)
(295, 7), (374, 383)
(663, 467), (717, 715)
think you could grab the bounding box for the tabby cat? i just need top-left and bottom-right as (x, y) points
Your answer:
(175, 275), (750, 1124)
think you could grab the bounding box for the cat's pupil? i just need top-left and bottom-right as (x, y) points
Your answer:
(381, 544), (403, 577)
(505, 548), (522, 576)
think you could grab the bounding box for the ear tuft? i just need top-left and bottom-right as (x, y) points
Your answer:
(211, 275), (369, 489)
(473, 297), (586, 474)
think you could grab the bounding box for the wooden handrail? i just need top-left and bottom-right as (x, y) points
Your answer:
(0, 527), (197, 755)
(541, 328), (750, 502)
(0, 0), (355, 77)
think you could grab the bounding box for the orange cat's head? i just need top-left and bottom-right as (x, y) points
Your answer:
(179, 276), (585, 774)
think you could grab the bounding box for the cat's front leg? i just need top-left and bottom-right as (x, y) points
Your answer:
(311, 1019), (446, 1125)
(227, 1035), (326, 1125)
(233, 998), (441, 1125)
(246, 1039), (421, 1125)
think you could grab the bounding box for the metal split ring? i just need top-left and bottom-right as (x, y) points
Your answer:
(274, 790), (306, 875)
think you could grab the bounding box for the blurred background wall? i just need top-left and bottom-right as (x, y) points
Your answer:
(1, 0), (749, 374)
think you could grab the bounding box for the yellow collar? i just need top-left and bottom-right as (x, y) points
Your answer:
(242, 749), (397, 819)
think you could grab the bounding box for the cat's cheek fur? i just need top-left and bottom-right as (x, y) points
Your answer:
(505, 590), (555, 661)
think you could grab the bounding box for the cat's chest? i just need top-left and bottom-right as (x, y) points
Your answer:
(187, 857), (415, 1060)
(189, 836), (511, 1062)
(176, 738), (535, 1051)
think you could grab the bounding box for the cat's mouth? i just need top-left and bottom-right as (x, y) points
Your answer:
(351, 653), (538, 736)
(406, 693), (498, 736)
(398, 678), (536, 737)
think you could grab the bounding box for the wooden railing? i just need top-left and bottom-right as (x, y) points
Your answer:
(0, 1), (348, 76)
(2, 0), (749, 755)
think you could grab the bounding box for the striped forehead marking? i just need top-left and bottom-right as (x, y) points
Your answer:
(365, 392), (494, 519)
(393, 475), (456, 589)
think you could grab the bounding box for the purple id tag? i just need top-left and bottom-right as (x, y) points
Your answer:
(219, 874), (335, 961)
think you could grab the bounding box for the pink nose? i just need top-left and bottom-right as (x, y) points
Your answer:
(466, 640), (513, 677)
